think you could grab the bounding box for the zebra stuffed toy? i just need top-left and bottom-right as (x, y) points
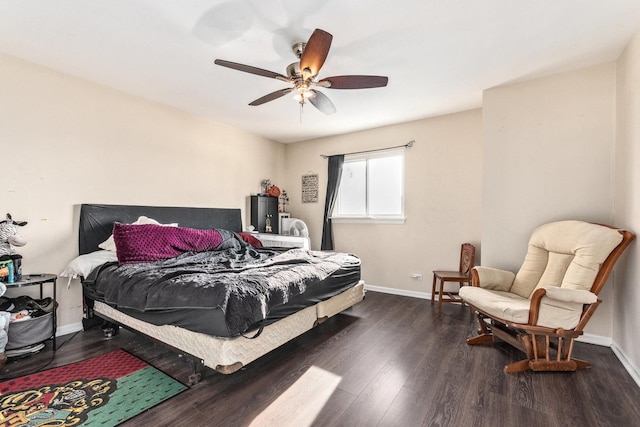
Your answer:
(0, 213), (27, 281)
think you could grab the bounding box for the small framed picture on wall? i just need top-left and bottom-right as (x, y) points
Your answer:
(302, 173), (319, 203)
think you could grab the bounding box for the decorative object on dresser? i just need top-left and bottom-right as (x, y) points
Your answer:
(459, 220), (634, 373)
(251, 194), (279, 234)
(260, 178), (271, 195)
(266, 185), (281, 197)
(73, 204), (364, 383)
(278, 189), (289, 212)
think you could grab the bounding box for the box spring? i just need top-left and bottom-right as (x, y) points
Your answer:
(94, 281), (365, 374)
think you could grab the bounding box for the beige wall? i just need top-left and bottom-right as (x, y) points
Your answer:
(284, 110), (483, 294)
(3, 35), (639, 379)
(482, 63), (617, 338)
(615, 28), (640, 376)
(0, 53), (285, 331)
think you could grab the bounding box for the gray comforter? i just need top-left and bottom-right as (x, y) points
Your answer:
(83, 236), (359, 336)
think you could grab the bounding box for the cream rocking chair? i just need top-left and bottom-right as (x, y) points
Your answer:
(459, 220), (634, 373)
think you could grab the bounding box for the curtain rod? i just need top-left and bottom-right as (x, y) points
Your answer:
(320, 140), (414, 159)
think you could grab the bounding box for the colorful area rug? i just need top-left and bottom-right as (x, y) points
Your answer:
(0, 349), (186, 426)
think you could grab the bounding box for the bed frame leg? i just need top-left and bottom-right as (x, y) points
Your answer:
(188, 372), (202, 386)
(180, 354), (204, 385)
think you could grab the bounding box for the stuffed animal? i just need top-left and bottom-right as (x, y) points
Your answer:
(0, 213), (27, 282)
(0, 282), (8, 369)
(0, 213), (27, 257)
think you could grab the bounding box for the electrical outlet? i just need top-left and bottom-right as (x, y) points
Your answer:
(409, 273), (423, 280)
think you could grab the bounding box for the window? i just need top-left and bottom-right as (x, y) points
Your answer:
(332, 149), (405, 223)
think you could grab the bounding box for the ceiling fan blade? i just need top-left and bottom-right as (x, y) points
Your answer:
(300, 29), (332, 79)
(215, 59), (289, 81)
(249, 88), (293, 106)
(309, 90), (336, 115)
(318, 75), (389, 89)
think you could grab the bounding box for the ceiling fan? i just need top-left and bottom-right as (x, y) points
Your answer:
(214, 29), (388, 115)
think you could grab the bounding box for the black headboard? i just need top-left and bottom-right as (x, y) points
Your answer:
(79, 204), (242, 255)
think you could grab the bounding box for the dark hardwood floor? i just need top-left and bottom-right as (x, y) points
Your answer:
(2, 291), (640, 426)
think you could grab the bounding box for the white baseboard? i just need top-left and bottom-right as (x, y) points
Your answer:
(364, 284), (430, 300)
(56, 322), (83, 337)
(611, 341), (640, 389)
(577, 333), (612, 347)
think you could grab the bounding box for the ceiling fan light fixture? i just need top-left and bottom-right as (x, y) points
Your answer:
(293, 87), (314, 102)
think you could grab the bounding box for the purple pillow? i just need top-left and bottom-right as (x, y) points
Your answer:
(113, 223), (223, 264)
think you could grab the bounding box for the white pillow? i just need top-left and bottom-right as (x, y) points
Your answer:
(60, 250), (119, 279)
(98, 216), (178, 252)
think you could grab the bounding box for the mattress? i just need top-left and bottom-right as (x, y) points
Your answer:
(85, 248), (361, 337)
(116, 256), (360, 335)
(94, 281), (365, 373)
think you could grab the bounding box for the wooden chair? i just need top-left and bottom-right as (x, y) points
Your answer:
(432, 243), (476, 313)
(459, 221), (634, 373)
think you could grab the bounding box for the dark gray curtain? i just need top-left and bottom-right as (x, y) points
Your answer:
(321, 155), (344, 250)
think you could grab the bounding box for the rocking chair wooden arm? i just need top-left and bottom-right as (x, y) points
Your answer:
(471, 268), (479, 287)
(528, 286), (601, 326)
(527, 288), (546, 325)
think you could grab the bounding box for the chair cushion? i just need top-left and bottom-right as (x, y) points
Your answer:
(537, 296), (585, 329)
(473, 267), (515, 291)
(509, 221), (623, 299)
(459, 286), (585, 329)
(459, 287), (531, 324)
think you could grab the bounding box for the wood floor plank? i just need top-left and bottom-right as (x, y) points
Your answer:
(336, 348), (427, 426)
(2, 291), (639, 426)
(336, 323), (416, 396)
(309, 388), (357, 427)
(377, 386), (431, 427)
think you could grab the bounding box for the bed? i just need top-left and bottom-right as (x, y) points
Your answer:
(74, 204), (364, 381)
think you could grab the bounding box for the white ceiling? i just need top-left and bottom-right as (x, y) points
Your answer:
(2, 1), (640, 143)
